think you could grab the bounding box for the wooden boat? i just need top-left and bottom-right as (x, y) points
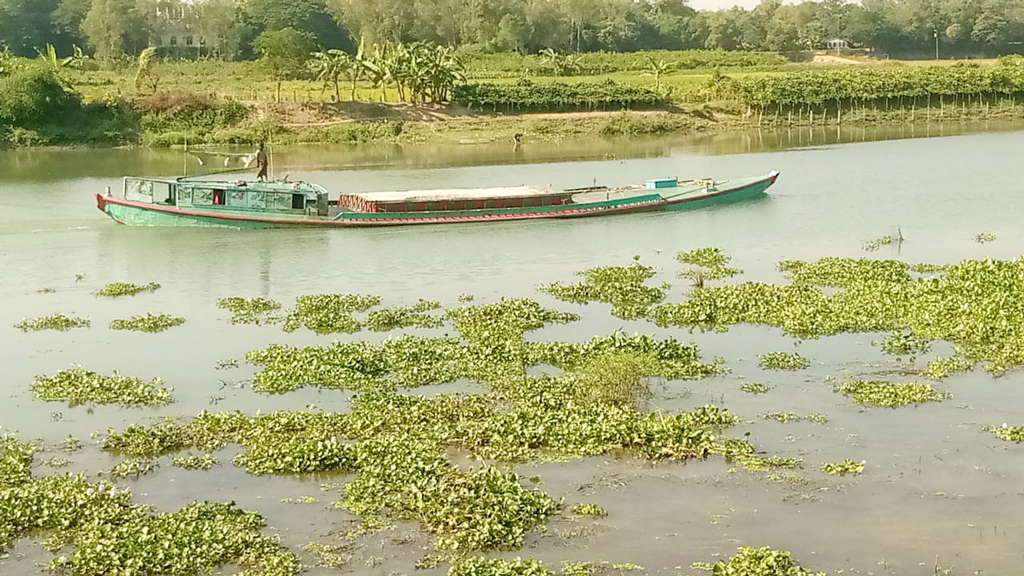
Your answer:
(95, 170), (779, 228)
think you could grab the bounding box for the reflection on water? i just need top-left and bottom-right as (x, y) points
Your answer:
(3, 119), (1024, 184)
(1, 126), (1023, 575)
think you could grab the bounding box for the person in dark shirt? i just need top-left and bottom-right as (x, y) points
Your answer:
(256, 142), (269, 181)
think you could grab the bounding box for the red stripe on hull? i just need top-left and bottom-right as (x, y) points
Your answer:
(96, 193), (665, 227)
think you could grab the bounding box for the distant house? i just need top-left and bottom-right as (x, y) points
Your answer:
(823, 39), (851, 51)
(152, 0), (206, 54)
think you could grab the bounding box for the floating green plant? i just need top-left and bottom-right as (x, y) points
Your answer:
(834, 380), (950, 408)
(283, 293), (381, 334)
(96, 281), (161, 297)
(540, 263), (667, 319)
(365, 299), (444, 331)
(763, 411), (800, 423)
(677, 247), (742, 289)
(569, 503), (607, 517)
(806, 413), (828, 424)
(15, 314), (90, 332)
(215, 358), (239, 370)
(926, 356), (975, 379)
(43, 456), (70, 468)
(740, 382), (770, 394)
(103, 377), (750, 552)
(988, 424), (1024, 442)
(305, 541), (348, 569)
(110, 313), (186, 333)
(38, 287), (56, 294)
(32, 366), (172, 407)
(975, 233), (996, 243)
(862, 230), (903, 252)
(107, 457), (156, 479)
(0, 435), (36, 489)
(449, 557), (551, 576)
(694, 546), (824, 576)
(216, 296), (283, 325)
(758, 352), (810, 370)
(0, 472), (300, 575)
(172, 453), (219, 470)
(822, 459), (866, 476)
(878, 330), (930, 357)
(104, 419), (192, 457)
(651, 256), (1024, 374)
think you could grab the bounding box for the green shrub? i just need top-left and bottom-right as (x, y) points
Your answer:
(454, 79), (667, 112)
(0, 68), (78, 125)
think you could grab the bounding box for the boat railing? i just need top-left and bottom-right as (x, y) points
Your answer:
(119, 176), (328, 215)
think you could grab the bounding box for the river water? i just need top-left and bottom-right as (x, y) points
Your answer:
(1, 124), (1023, 575)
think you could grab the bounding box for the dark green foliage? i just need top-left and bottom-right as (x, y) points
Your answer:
(0, 68), (76, 124)
(454, 80), (668, 113)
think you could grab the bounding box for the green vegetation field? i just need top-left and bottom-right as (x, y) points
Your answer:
(5, 49), (1024, 148)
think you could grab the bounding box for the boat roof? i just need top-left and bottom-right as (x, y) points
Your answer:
(127, 176), (327, 194)
(352, 186), (563, 203)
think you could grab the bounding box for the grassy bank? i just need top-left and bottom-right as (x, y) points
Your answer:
(4, 55), (1024, 148)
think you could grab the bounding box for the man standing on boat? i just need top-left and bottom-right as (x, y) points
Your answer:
(255, 142), (269, 182)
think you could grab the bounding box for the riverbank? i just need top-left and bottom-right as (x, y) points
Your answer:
(147, 97), (1024, 148)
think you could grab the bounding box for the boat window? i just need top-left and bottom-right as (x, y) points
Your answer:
(152, 182), (173, 205)
(212, 189), (225, 205)
(291, 194), (304, 210)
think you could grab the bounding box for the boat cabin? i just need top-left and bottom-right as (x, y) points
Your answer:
(118, 177), (331, 216)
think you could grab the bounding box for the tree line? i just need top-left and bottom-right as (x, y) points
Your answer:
(1, 0), (1023, 63)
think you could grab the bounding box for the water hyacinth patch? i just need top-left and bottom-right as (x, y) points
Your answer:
(283, 293), (381, 334)
(449, 297), (580, 343)
(693, 546), (825, 576)
(540, 263), (667, 319)
(926, 356), (975, 379)
(173, 453), (219, 470)
(834, 380), (950, 408)
(677, 247), (742, 289)
(32, 365), (172, 407)
(763, 412), (800, 423)
(110, 312), (186, 333)
(0, 473), (300, 575)
(822, 459), (866, 476)
(217, 296), (283, 324)
(878, 330), (930, 357)
(740, 382), (770, 394)
(861, 234), (898, 252)
(758, 352), (810, 370)
(0, 435), (36, 489)
(96, 281), (161, 297)
(14, 313), (90, 332)
(651, 256), (1024, 375)
(449, 557), (552, 576)
(107, 457), (157, 479)
(570, 503), (607, 517)
(365, 299), (444, 331)
(975, 233), (996, 243)
(988, 424), (1024, 442)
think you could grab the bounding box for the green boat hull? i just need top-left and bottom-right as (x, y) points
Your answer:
(103, 200), (296, 228)
(97, 171), (778, 228)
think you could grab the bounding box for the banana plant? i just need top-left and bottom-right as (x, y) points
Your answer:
(309, 49), (348, 101)
(134, 47), (160, 94)
(640, 56), (674, 91)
